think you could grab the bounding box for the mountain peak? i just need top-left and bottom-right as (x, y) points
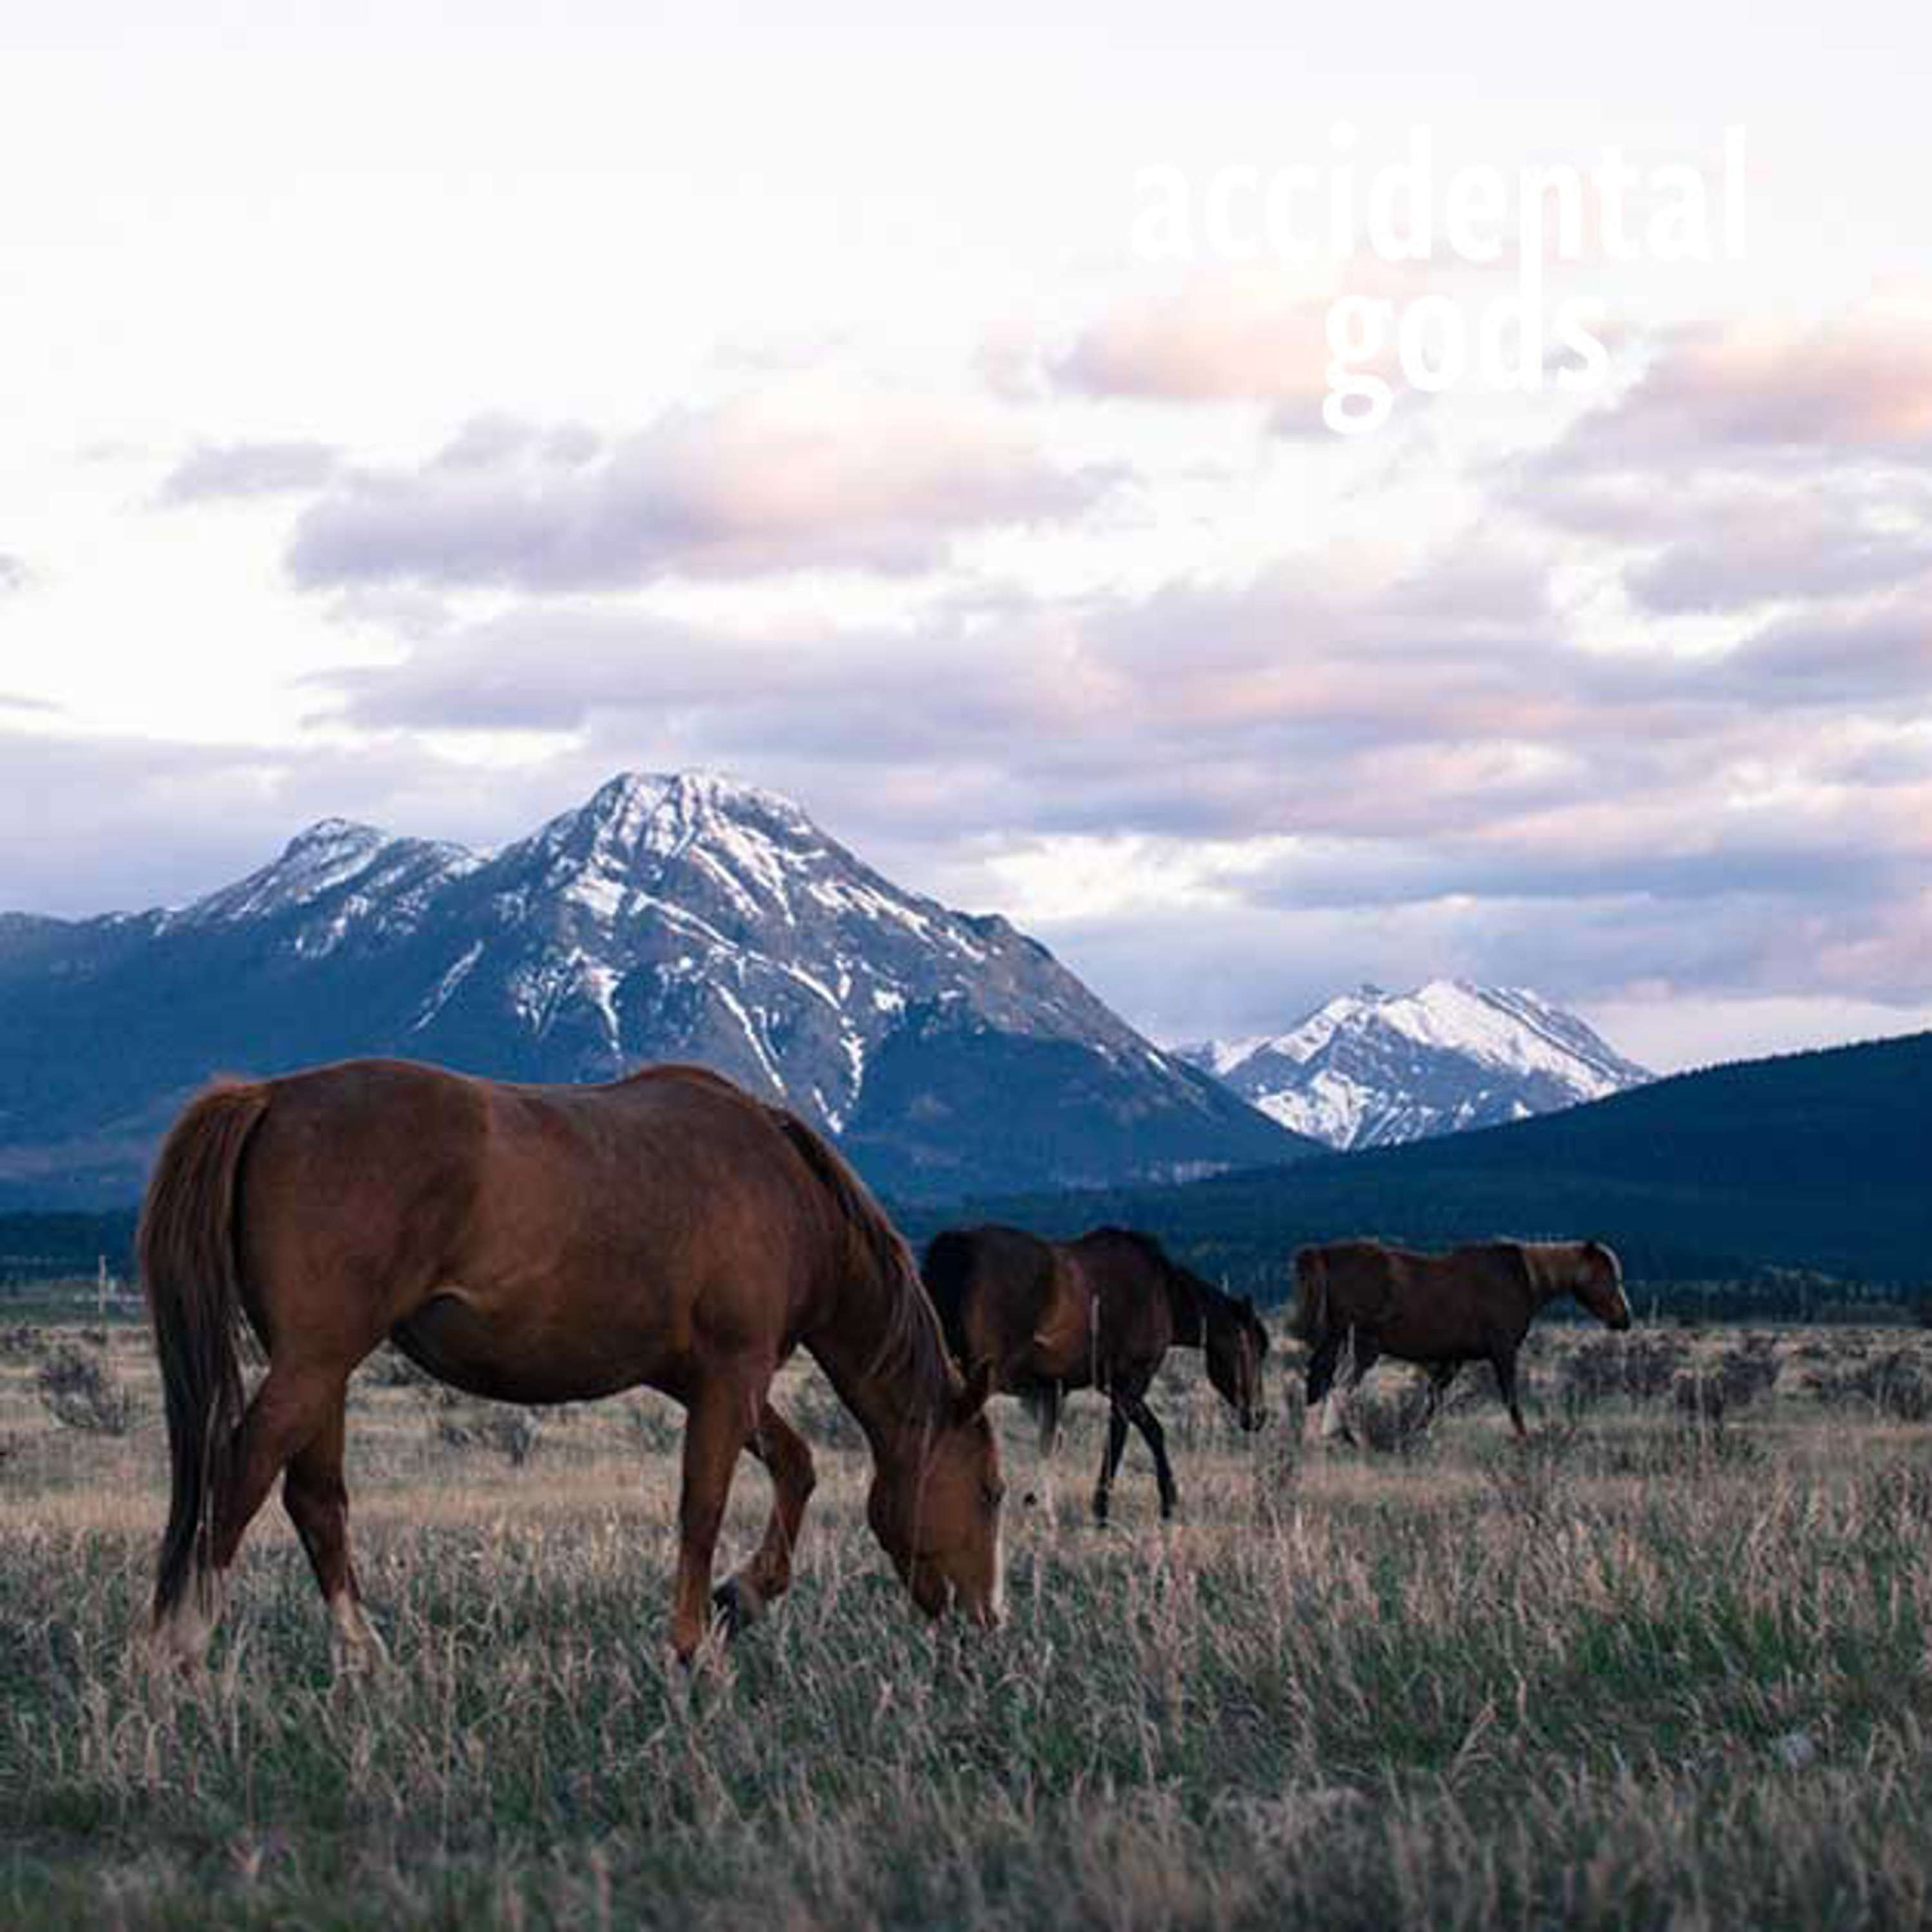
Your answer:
(582, 767), (804, 821)
(0, 772), (1310, 1205)
(178, 816), (398, 925)
(281, 816), (391, 860)
(547, 769), (811, 855)
(171, 813), (478, 947)
(506, 769), (829, 937)
(1182, 980), (1651, 1150)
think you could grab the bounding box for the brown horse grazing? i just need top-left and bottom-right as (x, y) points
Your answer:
(921, 1225), (1269, 1523)
(1293, 1238), (1632, 1442)
(138, 1057), (1003, 1669)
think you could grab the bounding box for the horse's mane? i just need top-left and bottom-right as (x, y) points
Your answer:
(1082, 1225), (1171, 1270)
(1187, 1271), (1251, 1325)
(1083, 1226), (1245, 1344)
(918, 1229), (978, 1363)
(768, 1107), (959, 1414)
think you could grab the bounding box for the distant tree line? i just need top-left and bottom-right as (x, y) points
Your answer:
(6, 1201), (1928, 1329)
(0, 1210), (136, 1289)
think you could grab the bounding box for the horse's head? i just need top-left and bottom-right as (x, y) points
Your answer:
(1573, 1240), (1632, 1331)
(866, 1362), (1006, 1627)
(1201, 1285), (1271, 1430)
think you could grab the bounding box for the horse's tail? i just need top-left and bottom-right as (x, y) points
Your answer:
(1290, 1245), (1331, 1345)
(139, 1080), (269, 1623)
(768, 1108), (954, 1399)
(918, 1229), (978, 1362)
(1018, 1381), (1063, 1438)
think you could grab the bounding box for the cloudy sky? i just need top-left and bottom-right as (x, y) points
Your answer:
(4, 1), (1931, 1070)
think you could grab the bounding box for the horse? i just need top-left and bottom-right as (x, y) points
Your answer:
(1291, 1237), (1632, 1442)
(138, 1057), (1004, 1670)
(921, 1224), (1269, 1523)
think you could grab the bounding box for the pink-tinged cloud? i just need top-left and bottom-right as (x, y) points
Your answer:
(1519, 469), (1932, 615)
(1510, 308), (1932, 618)
(1562, 310), (1932, 460)
(1624, 489), (1932, 614)
(1052, 283), (1339, 413)
(287, 389), (1112, 591)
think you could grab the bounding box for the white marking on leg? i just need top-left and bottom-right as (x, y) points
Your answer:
(328, 1591), (387, 1667)
(149, 1569), (227, 1672)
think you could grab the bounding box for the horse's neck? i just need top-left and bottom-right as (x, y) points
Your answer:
(805, 1262), (947, 1455)
(1163, 1271), (1206, 1347)
(1518, 1243), (1577, 1305)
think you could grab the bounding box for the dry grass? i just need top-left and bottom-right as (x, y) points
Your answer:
(3, 1321), (1931, 1929)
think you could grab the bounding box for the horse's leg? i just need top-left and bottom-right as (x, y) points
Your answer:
(1492, 1349), (1528, 1439)
(1347, 1336), (1383, 1438)
(1423, 1362), (1460, 1428)
(1314, 1337), (1376, 1445)
(282, 1392), (384, 1668)
(155, 1363), (344, 1667)
(1027, 1384), (1065, 1513)
(713, 1400), (816, 1635)
(1125, 1393), (1179, 1520)
(1303, 1331), (1343, 1443)
(1092, 1397), (1131, 1524)
(1037, 1383), (1064, 1457)
(669, 1375), (757, 1662)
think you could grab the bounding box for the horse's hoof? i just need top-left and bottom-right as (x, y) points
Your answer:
(710, 1577), (764, 1638)
(141, 1635), (209, 1687)
(328, 1597), (390, 1676)
(329, 1637), (388, 1680)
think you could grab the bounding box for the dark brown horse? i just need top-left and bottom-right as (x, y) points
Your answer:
(1293, 1238), (1632, 1441)
(922, 1225), (1269, 1522)
(139, 1057), (1003, 1669)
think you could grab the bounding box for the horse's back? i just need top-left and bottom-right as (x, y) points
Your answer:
(242, 1057), (793, 1242)
(251, 1052), (788, 1174)
(232, 1057), (831, 1394)
(1296, 1237), (1533, 1361)
(236, 1059), (491, 1289)
(922, 1222), (1180, 1392)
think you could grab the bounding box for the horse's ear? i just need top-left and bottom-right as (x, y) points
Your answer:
(953, 1359), (996, 1425)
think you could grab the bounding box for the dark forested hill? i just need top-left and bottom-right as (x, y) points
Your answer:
(902, 1030), (1932, 1294)
(10, 1030), (1926, 1307)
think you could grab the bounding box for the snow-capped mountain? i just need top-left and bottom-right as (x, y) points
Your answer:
(0, 771), (1311, 1206)
(1178, 980), (1651, 1150)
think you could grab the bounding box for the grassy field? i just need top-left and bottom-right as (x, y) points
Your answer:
(4, 1318), (1932, 1929)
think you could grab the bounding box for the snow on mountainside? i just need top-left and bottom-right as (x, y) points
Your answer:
(404, 769), (1162, 1135)
(0, 770), (1310, 1206)
(167, 819), (482, 955)
(1178, 980), (1652, 1150)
